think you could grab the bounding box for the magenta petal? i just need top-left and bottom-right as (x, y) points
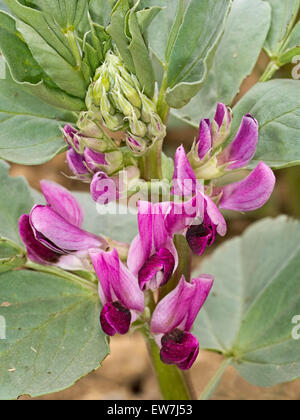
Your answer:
(220, 114), (259, 170)
(90, 172), (118, 204)
(172, 145), (197, 196)
(64, 124), (81, 150)
(100, 302), (132, 336)
(138, 248), (175, 291)
(90, 249), (144, 312)
(160, 330), (199, 370)
(19, 214), (60, 264)
(151, 275), (214, 334)
(197, 119), (212, 160)
(40, 180), (84, 228)
(214, 102), (231, 129)
(84, 148), (108, 172)
(219, 162), (276, 212)
(66, 148), (90, 180)
(151, 277), (195, 334)
(204, 195), (227, 237)
(185, 275), (214, 331)
(137, 201), (153, 261)
(186, 224), (212, 256)
(30, 205), (102, 252)
(127, 235), (147, 277)
(163, 194), (204, 236)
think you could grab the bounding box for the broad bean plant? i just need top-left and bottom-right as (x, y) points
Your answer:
(0, 0), (300, 400)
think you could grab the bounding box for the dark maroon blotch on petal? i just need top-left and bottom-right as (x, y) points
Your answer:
(186, 212), (217, 257)
(19, 214), (60, 264)
(160, 329), (199, 370)
(100, 301), (131, 336)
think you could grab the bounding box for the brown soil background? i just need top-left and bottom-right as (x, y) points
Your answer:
(11, 54), (300, 400)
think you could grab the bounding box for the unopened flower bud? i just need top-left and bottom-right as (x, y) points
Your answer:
(212, 103), (232, 147)
(86, 51), (166, 155)
(63, 124), (84, 154)
(84, 148), (123, 176)
(90, 171), (118, 204)
(126, 135), (148, 156)
(66, 148), (91, 181)
(147, 113), (166, 140)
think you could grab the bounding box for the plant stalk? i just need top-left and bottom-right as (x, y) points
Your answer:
(140, 139), (163, 181)
(24, 260), (97, 293)
(147, 336), (194, 400)
(259, 60), (279, 82)
(199, 357), (232, 400)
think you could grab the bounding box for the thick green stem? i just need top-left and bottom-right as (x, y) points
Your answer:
(156, 70), (170, 124)
(259, 60), (279, 82)
(25, 261), (97, 293)
(199, 358), (232, 400)
(147, 336), (194, 400)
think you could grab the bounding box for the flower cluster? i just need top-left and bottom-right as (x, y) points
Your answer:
(20, 101), (276, 371)
(86, 52), (166, 155)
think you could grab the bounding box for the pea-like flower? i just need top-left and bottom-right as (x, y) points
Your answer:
(19, 181), (108, 270)
(151, 275), (214, 370)
(189, 103), (260, 180)
(90, 248), (144, 336)
(127, 201), (178, 291)
(171, 145), (275, 255)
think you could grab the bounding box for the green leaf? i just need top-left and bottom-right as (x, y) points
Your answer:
(136, 5), (162, 35)
(162, 152), (174, 182)
(264, 0), (300, 57)
(3, 0), (76, 65)
(0, 12), (85, 111)
(194, 216), (300, 387)
(0, 160), (35, 244)
(16, 20), (88, 99)
(230, 79), (300, 169)
(127, 5), (155, 97)
(0, 238), (26, 273)
(0, 11), (45, 84)
(165, 0), (232, 108)
(279, 21), (300, 65)
(171, 0), (271, 125)
(28, 0), (87, 29)
(139, 0), (185, 64)
(107, 0), (155, 97)
(107, 0), (135, 73)
(0, 270), (108, 399)
(0, 0), (10, 13)
(88, 0), (116, 27)
(0, 76), (76, 165)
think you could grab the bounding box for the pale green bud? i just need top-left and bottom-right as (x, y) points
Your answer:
(147, 113), (166, 140)
(128, 113), (147, 138)
(117, 75), (142, 108)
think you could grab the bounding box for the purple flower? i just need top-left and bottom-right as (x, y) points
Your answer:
(170, 146), (227, 256)
(127, 201), (178, 291)
(63, 124), (125, 181)
(172, 144), (275, 253)
(151, 275), (214, 370)
(218, 114), (259, 170)
(90, 248), (144, 336)
(19, 181), (107, 270)
(190, 104), (259, 179)
(66, 148), (90, 182)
